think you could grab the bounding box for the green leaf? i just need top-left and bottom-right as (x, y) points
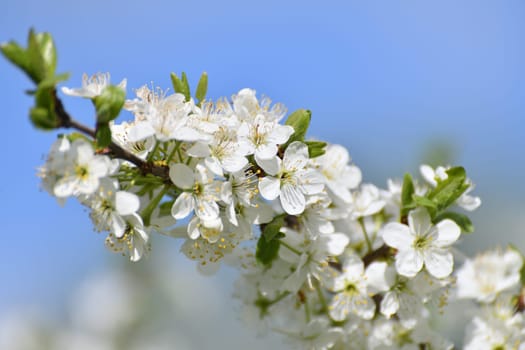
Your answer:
(427, 166), (468, 211)
(255, 214), (286, 266)
(412, 195), (437, 218)
(27, 29), (57, 83)
(170, 72), (191, 101)
(33, 31), (57, 77)
(38, 72), (70, 89)
(95, 123), (112, 148)
(29, 86), (58, 130)
(262, 214), (286, 242)
(181, 72), (191, 101)
(284, 109), (311, 145)
(94, 85), (125, 123)
(399, 173), (416, 218)
(0, 41), (27, 70)
(434, 211), (474, 233)
(256, 234), (281, 267)
(30, 107), (56, 130)
(305, 140), (327, 158)
(195, 71), (208, 104)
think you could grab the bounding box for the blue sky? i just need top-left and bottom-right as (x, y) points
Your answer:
(1, 0), (524, 339)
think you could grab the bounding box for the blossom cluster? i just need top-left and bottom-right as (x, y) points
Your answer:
(35, 73), (525, 349)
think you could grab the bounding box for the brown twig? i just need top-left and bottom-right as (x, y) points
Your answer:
(52, 90), (170, 182)
(362, 244), (393, 267)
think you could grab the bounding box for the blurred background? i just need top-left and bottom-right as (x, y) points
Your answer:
(1, 0), (524, 348)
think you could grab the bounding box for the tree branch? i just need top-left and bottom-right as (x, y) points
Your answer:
(52, 90), (170, 182)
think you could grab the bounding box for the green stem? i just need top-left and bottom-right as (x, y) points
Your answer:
(269, 291), (290, 306)
(147, 140), (160, 161)
(304, 297), (311, 323)
(166, 141), (181, 163)
(140, 185), (170, 226)
(314, 279), (329, 314)
(358, 216), (373, 253)
(280, 240), (302, 255)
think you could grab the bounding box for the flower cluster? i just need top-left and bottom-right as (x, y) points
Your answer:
(33, 72), (524, 349)
(456, 248), (525, 349)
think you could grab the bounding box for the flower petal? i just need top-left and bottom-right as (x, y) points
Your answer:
(280, 183), (306, 215)
(255, 154), (281, 176)
(381, 223), (412, 250)
(380, 291), (399, 318)
(115, 191), (140, 215)
(258, 176), (281, 200)
(434, 219), (461, 247)
(194, 198), (220, 221)
(423, 248), (453, 278)
(171, 192), (194, 219)
(395, 249), (424, 278)
(169, 163), (195, 189)
(408, 207), (432, 236)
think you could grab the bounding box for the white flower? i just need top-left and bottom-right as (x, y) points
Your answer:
(53, 139), (110, 198)
(169, 163), (220, 222)
(232, 88), (287, 122)
(110, 121), (155, 160)
(381, 207), (461, 279)
(105, 213), (150, 262)
(299, 194), (335, 239)
(187, 216), (223, 242)
(187, 126), (249, 176)
(258, 141), (324, 215)
(281, 318), (343, 350)
(325, 253), (375, 321)
(456, 248), (523, 303)
(279, 227), (349, 293)
(315, 144), (362, 203)
(350, 183), (386, 219)
(83, 178), (141, 238)
(464, 295), (525, 350)
(61, 72), (126, 98)
(237, 114), (294, 160)
(125, 86), (206, 142)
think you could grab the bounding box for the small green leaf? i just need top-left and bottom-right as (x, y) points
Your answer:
(256, 234), (281, 267)
(33, 31), (57, 77)
(94, 85), (125, 123)
(27, 29), (57, 83)
(29, 86), (58, 130)
(427, 166), (468, 211)
(412, 195), (437, 218)
(262, 214), (286, 242)
(30, 107), (56, 130)
(284, 109), (311, 145)
(195, 71), (208, 104)
(434, 211), (474, 233)
(255, 214), (287, 266)
(399, 173), (416, 218)
(0, 41), (27, 70)
(170, 72), (191, 101)
(38, 72), (70, 89)
(2, 30), (59, 85)
(95, 123), (112, 148)
(305, 140), (327, 158)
